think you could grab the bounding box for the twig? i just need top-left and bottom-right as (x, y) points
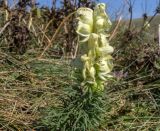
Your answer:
(140, 12), (157, 32)
(41, 19), (54, 45)
(159, 24), (160, 47)
(73, 38), (79, 59)
(39, 11), (76, 58)
(0, 21), (10, 36)
(109, 16), (122, 41)
(124, 0), (135, 30)
(37, 26), (52, 45)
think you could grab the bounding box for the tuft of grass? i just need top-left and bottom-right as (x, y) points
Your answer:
(41, 86), (107, 131)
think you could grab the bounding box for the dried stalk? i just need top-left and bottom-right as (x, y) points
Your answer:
(39, 11), (76, 58)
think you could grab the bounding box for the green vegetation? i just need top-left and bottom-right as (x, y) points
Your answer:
(0, 0), (160, 130)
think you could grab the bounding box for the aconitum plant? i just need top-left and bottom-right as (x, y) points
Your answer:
(42, 4), (113, 131)
(76, 3), (114, 92)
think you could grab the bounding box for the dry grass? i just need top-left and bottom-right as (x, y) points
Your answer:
(0, 51), (73, 130)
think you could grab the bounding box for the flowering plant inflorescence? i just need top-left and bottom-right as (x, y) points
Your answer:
(42, 3), (113, 131)
(76, 3), (114, 92)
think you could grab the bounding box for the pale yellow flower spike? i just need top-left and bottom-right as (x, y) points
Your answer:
(76, 3), (114, 92)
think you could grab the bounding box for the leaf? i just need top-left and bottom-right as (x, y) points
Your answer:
(154, 60), (160, 69)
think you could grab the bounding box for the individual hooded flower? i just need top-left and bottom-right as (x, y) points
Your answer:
(76, 8), (93, 43)
(96, 34), (114, 57)
(93, 3), (112, 34)
(88, 33), (99, 58)
(95, 56), (113, 80)
(81, 54), (96, 84)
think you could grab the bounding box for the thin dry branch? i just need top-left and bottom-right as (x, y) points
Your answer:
(0, 21), (10, 36)
(39, 11), (76, 58)
(109, 16), (122, 41)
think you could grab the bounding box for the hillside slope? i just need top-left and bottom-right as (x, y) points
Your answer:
(133, 15), (160, 34)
